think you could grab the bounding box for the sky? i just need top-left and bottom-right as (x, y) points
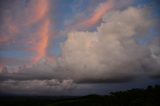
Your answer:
(0, 0), (160, 96)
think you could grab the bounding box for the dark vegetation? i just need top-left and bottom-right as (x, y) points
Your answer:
(0, 85), (160, 106)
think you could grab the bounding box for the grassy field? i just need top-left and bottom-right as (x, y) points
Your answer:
(1, 85), (160, 106)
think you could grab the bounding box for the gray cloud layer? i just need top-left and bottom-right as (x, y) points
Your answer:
(0, 79), (74, 95)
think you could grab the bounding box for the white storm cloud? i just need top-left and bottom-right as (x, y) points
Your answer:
(57, 7), (159, 82)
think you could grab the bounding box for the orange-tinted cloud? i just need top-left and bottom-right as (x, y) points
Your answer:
(81, 0), (114, 28)
(0, 16), (19, 44)
(22, 0), (52, 63)
(26, 0), (50, 26)
(33, 19), (51, 63)
(0, 0), (53, 67)
(0, 63), (4, 70)
(0, 36), (10, 44)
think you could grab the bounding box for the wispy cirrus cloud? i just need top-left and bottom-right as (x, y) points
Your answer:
(0, 0), (53, 65)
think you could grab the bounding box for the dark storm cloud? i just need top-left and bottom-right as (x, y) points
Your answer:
(0, 79), (75, 96)
(75, 76), (134, 84)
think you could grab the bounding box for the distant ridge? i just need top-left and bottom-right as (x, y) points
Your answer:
(0, 85), (160, 106)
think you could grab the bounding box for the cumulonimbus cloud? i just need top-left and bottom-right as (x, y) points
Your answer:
(57, 7), (159, 83)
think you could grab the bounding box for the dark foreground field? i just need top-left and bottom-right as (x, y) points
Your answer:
(1, 85), (160, 106)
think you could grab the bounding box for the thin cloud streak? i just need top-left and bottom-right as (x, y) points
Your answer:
(33, 19), (51, 63)
(25, 0), (50, 26)
(82, 0), (114, 28)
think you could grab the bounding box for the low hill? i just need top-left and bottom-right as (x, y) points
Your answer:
(1, 85), (160, 106)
